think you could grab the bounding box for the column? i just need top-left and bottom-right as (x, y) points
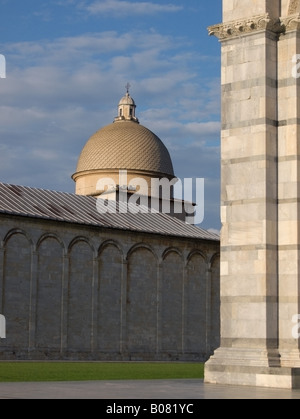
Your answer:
(205, 0), (300, 388)
(277, 14), (300, 367)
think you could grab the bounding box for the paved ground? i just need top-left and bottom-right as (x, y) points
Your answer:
(0, 379), (300, 399)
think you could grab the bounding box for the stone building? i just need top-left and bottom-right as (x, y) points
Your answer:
(205, 0), (300, 388)
(73, 90), (195, 222)
(0, 93), (220, 361)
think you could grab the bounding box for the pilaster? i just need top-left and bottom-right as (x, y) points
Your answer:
(277, 17), (300, 367)
(208, 18), (279, 363)
(205, 0), (300, 389)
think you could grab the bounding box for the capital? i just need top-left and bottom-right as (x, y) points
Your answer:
(208, 14), (285, 40)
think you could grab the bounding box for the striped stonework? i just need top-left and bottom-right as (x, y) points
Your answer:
(205, 0), (300, 389)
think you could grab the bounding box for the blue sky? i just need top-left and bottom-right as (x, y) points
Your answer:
(0, 0), (222, 230)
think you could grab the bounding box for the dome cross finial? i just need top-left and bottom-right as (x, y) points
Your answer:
(115, 85), (139, 123)
(125, 82), (131, 94)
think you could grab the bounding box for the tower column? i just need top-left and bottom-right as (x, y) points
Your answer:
(277, 13), (300, 367)
(205, 0), (300, 388)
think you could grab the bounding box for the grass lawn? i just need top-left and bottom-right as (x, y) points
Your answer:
(0, 362), (204, 383)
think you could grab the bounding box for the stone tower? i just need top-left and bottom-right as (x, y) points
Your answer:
(205, 0), (300, 388)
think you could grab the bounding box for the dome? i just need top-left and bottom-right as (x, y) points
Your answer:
(119, 93), (136, 106)
(75, 121), (175, 177)
(72, 90), (176, 197)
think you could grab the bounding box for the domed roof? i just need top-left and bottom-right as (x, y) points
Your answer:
(119, 92), (136, 106)
(75, 120), (175, 177)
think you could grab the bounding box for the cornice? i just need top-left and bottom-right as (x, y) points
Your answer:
(280, 13), (300, 32)
(288, 0), (299, 15)
(208, 14), (284, 40)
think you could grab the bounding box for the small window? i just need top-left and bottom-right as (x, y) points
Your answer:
(130, 108), (133, 116)
(120, 109), (123, 117)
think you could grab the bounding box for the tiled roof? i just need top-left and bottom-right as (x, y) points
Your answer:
(0, 182), (220, 241)
(75, 121), (175, 177)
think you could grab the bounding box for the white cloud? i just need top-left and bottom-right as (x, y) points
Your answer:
(208, 228), (220, 236)
(185, 121), (221, 137)
(0, 28), (220, 228)
(84, 0), (183, 17)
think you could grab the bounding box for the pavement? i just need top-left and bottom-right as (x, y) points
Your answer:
(0, 379), (300, 399)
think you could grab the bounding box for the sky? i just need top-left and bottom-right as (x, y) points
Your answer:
(0, 0), (222, 231)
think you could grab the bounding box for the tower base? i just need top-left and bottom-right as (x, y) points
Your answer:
(205, 348), (300, 389)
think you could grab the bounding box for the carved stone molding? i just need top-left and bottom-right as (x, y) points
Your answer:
(281, 13), (300, 32)
(208, 14), (284, 40)
(288, 0), (300, 15)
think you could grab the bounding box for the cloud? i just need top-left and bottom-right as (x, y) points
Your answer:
(84, 0), (183, 17)
(208, 228), (220, 236)
(0, 28), (220, 228)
